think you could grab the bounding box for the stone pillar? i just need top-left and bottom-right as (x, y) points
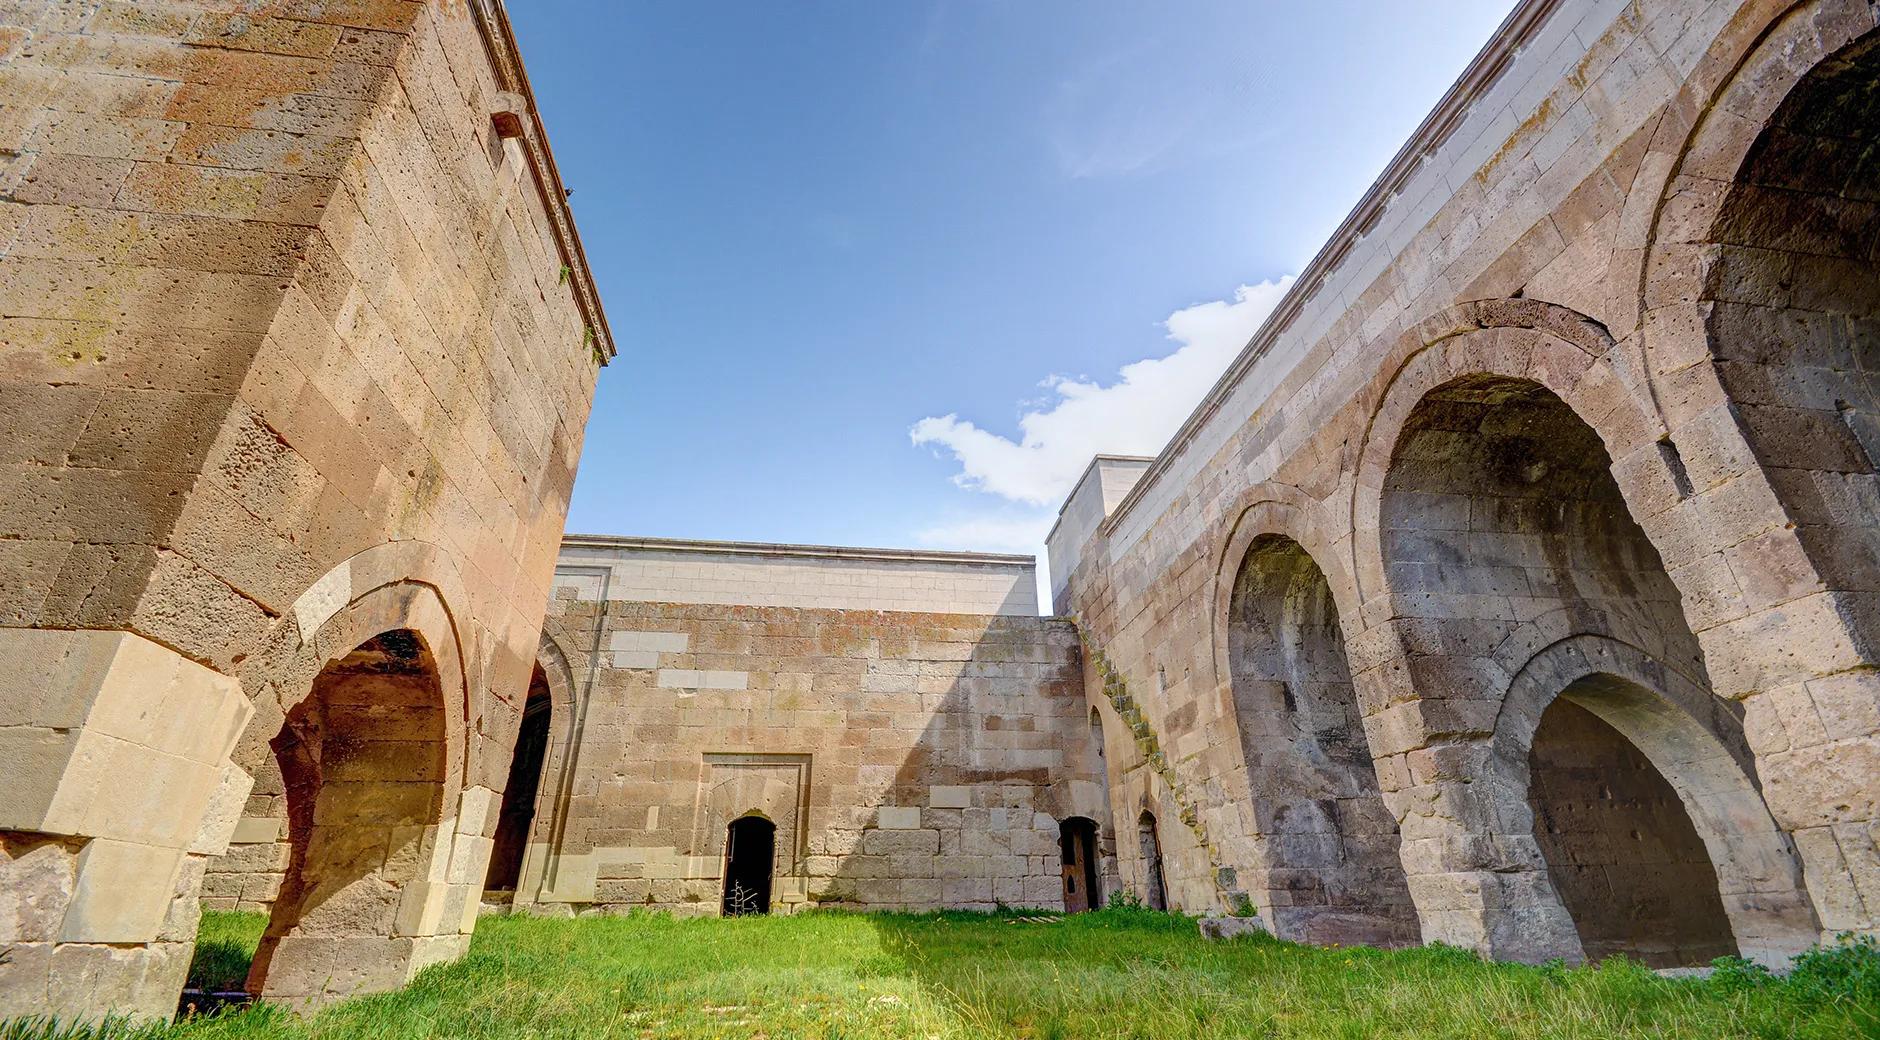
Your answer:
(1696, 589), (1880, 939)
(1644, 409), (1880, 940)
(1383, 728), (1585, 964)
(0, 628), (252, 1022)
(249, 786), (495, 1009)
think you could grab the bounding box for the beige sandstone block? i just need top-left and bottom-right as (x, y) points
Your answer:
(419, 824), (453, 884)
(0, 838), (77, 944)
(393, 880), (450, 937)
(58, 840), (183, 944)
(543, 851), (598, 902)
(42, 943), (155, 1020)
(230, 815), (284, 844)
(0, 628), (116, 729)
(291, 560), (352, 640)
(259, 935), (419, 1003)
(57, 735), (224, 849)
(0, 629), (248, 848)
(0, 727), (81, 830)
(457, 785), (497, 838)
(189, 762), (256, 856)
(446, 832), (492, 886)
(929, 785), (971, 808)
(877, 806), (920, 829)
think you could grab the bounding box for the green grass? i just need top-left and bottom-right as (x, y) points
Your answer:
(11, 909), (1879, 1039)
(184, 912), (269, 994)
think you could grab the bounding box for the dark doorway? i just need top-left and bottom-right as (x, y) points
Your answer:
(484, 668), (553, 891)
(722, 815), (776, 916)
(1059, 817), (1101, 912)
(1138, 810), (1168, 910)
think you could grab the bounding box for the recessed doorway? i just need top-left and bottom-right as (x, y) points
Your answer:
(722, 815), (776, 916)
(1059, 817), (1101, 912)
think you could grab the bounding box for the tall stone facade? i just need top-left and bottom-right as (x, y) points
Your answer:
(212, 537), (1114, 917)
(1048, 0), (1880, 969)
(7, 0), (1880, 1025)
(526, 538), (1108, 914)
(0, 0), (609, 1020)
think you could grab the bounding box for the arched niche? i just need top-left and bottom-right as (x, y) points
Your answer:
(1493, 635), (1819, 966)
(246, 629), (456, 1001)
(1224, 532), (1418, 946)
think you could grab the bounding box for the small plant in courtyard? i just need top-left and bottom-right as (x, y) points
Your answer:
(723, 880), (763, 916)
(1788, 933), (1880, 1011)
(1104, 887), (1148, 910)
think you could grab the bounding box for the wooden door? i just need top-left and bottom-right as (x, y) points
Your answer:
(1060, 820), (1094, 912)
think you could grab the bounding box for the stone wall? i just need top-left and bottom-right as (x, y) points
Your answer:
(526, 596), (1103, 914)
(0, 0), (609, 1019)
(559, 535), (1040, 615)
(209, 539), (1114, 917)
(1049, 0), (1877, 966)
(516, 541), (1113, 915)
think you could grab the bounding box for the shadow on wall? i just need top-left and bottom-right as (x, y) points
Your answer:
(1225, 534), (1419, 946)
(808, 613), (1114, 914)
(247, 630), (453, 1002)
(486, 667), (553, 893)
(1526, 695), (1735, 967)
(510, 601), (1111, 918)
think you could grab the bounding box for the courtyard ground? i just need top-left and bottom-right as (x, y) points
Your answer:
(9, 907), (1878, 1039)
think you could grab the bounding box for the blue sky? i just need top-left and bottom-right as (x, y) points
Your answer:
(511, 2), (1514, 585)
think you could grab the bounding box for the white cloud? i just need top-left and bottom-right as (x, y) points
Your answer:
(909, 275), (1295, 507)
(914, 512), (1056, 556)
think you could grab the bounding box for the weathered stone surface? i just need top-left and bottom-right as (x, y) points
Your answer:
(7, 0), (1880, 1024)
(0, 0), (609, 1023)
(1198, 915), (1266, 941)
(514, 541), (1106, 916)
(1045, 0), (1880, 966)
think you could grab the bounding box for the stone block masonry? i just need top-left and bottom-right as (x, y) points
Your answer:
(215, 538), (1117, 916)
(558, 535), (1041, 616)
(529, 598), (1102, 914)
(0, 0), (611, 1021)
(11, 0), (1880, 1023)
(1049, 0), (1877, 968)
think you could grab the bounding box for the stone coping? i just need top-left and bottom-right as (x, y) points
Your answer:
(1046, 455), (1156, 547)
(471, 0), (617, 362)
(561, 534), (1036, 570)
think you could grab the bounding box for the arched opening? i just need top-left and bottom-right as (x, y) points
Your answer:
(1526, 691), (1735, 966)
(485, 666), (552, 893)
(722, 815), (776, 916)
(1058, 817), (1101, 912)
(1495, 644), (1818, 966)
(1380, 375), (1704, 670)
(1137, 810), (1167, 911)
(1376, 373), (1741, 961)
(246, 630), (450, 999)
(1225, 533), (1417, 945)
(1709, 29), (1880, 602)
